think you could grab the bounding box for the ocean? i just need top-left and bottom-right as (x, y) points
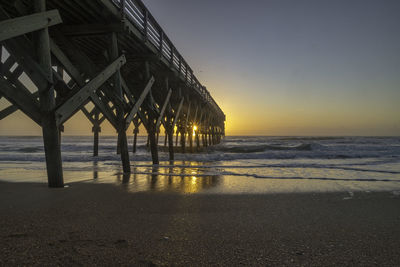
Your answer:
(1, 136), (400, 194)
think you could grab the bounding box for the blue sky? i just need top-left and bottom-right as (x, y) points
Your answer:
(0, 0), (399, 135)
(141, 0), (400, 135)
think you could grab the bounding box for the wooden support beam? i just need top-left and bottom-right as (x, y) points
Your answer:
(132, 121), (139, 153)
(175, 128), (179, 147)
(50, 39), (82, 86)
(50, 32), (119, 129)
(2, 39), (51, 91)
(192, 105), (199, 127)
(141, 61), (159, 164)
(180, 101), (191, 153)
(0, 76), (42, 124)
(50, 39), (118, 128)
(59, 23), (123, 36)
(155, 89), (172, 131)
(0, 9), (62, 42)
(120, 77), (135, 103)
(92, 110), (100, 157)
(166, 124), (174, 161)
(120, 77), (148, 127)
(125, 76), (154, 129)
(55, 55), (126, 126)
(0, 55), (42, 123)
(110, 32), (130, 173)
(172, 97), (184, 130)
(0, 105), (18, 120)
(184, 102), (191, 134)
(81, 106), (96, 124)
(90, 93), (118, 129)
(1, 55), (17, 73)
(34, 0), (63, 188)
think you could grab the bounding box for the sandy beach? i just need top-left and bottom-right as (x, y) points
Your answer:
(1, 181), (399, 266)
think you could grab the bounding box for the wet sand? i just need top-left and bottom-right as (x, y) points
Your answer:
(0, 181), (399, 266)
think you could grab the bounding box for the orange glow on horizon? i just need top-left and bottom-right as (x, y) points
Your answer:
(193, 125), (197, 136)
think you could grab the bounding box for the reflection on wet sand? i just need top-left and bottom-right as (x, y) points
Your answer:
(114, 161), (220, 193)
(93, 161), (98, 180)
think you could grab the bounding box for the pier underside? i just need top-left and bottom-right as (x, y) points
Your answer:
(0, 0), (225, 187)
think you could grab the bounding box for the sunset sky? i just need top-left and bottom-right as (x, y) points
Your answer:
(1, 0), (399, 136)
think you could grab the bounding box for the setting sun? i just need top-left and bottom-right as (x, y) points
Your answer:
(193, 125), (197, 136)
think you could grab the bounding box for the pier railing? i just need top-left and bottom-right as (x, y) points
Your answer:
(111, 0), (224, 118)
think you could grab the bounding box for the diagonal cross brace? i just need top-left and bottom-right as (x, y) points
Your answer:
(172, 97), (184, 130)
(0, 9), (62, 42)
(155, 89), (172, 131)
(0, 76), (41, 124)
(50, 39), (118, 129)
(125, 76), (155, 130)
(0, 105), (18, 120)
(55, 55), (126, 126)
(184, 101), (191, 133)
(120, 77), (149, 127)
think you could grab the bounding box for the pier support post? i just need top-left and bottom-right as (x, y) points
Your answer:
(180, 127), (186, 153)
(175, 129), (179, 147)
(58, 124), (64, 143)
(164, 108), (176, 161)
(93, 125), (100, 157)
(142, 61), (159, 165)
(167, 128), (174, 160)
(92, 124), (101, 157)
(132, 125), (139, 153)
(117, 133), (122, 155)
(110, 32), (130, 173)
(212, 127), (216, 145)
(189, 126), (193, 153)
(92, 110), (101, 156)
(34, 0), (63, 187)
(148, 121), (159, 164)
(195, 130), (200, 150)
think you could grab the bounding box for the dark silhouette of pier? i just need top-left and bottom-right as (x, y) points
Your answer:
(0, 0), (225, 187)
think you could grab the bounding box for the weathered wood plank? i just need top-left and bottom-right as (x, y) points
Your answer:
(81, 106), (96, 124)
(50, 39), (83, 86)
(172, 97), (184, 130)
(1, 38), (51, 90)
(0, 104), (18, 120)
(183, 101), (191, 139)
(34, 0), (63, 188)
(125, 76), (155, 129)
(91, 93), (118, 129)
(51, 32), (119, 129)
(60, 23), (123, 36)
(55, 55), (126, 126)
(0, 69), (41, 125)
(110, 31), (130, 173)
(155, 89), (172, 130)
(50, 38), (116, 128)
(0, 9), (62, 42)
(120, 77), (135, 103)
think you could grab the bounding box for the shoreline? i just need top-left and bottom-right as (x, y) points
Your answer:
(1, 181), (399, 266)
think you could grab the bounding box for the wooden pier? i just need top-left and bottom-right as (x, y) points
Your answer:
(0, 0), (225, 187)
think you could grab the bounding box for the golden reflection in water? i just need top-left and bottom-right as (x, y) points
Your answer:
(193, 125), (197, 137)
(118, 161), (220, 194)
